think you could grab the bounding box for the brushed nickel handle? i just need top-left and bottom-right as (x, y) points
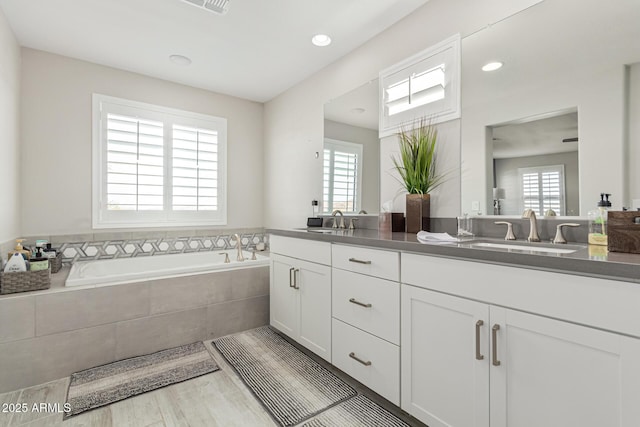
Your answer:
(349, 352), (372, 366)
(289, 267), (295, 288)
(492, 324), (501, 366)
(348, 258), (372, 265)
(494, 221), (516, 241)
(553, 223), (581, 244)
(475, 320), (484, 360)
(349, 298), (372, 308)
(293, 268), (300, 290)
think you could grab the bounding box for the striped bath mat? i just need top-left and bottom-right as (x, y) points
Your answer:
(65, 341), (218, 418)
(300, 394), (411, 427)
(214, 326), (357, 426)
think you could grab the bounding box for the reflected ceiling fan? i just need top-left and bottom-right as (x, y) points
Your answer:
(179, 0), (230, 15)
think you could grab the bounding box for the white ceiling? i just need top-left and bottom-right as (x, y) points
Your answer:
(0, 0), (428, 102)
(324, 79), (379, 131)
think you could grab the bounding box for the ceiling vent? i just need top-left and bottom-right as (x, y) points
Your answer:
(180, 0), (230, 15)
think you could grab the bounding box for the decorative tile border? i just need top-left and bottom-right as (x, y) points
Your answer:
(38, 230), (267, 265)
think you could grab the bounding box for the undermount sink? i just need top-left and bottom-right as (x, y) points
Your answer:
(293, 227), (336, 234)
(466, 241), (582, 254)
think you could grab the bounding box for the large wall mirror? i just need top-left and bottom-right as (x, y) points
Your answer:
(323, 80), (380, 214)
(461, 0), (640, 217)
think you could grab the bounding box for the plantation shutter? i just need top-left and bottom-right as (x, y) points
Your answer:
(519, 165), (565, 216)
(172, 125), (219, 211)
(323, 139), (362, 213)
(106, 113), (164, 211)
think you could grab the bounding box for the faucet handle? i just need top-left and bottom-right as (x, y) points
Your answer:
(331, 217), (338, 229)
(349, 218), (359, 230)
(220, 252), (230, 263)
(495, 221), (516, 241)
(251, 249), (257, 261)
(553, 223), (580, 244)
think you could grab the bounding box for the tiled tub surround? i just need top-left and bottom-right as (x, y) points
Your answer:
(16, 228), (267, 265)
(0, 264), (269, 393)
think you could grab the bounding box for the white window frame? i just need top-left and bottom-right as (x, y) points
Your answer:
(379, 34), (461, 138)
(92, 94), (227, 229)
(518, 165), (566, 216)
(322, 139), (363, 214)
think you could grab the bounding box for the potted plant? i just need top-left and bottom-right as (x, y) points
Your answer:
(391, 118), (448, 233)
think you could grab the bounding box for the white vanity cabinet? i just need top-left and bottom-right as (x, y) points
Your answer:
(331, 244), (401, 405)
(401, 253), (640, 427)
(269, 235), (332, 361)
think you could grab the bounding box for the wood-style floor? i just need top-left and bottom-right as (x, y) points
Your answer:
(0, 337), (425, 427)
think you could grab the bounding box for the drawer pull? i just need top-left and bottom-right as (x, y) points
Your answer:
(289, 267), (295, 288)
(349, 298), (372, 308)
(475, 320), (484, 360)
(492, 324), (501, 366)
(349, 352), (372, 366)
(348, 258), (372, 265)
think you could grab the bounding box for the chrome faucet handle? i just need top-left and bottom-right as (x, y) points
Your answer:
(220, 252), (230, 263)
(349, 218), (359, 230)
(495, 221), (516, 240)
(553, 223), (580, 244)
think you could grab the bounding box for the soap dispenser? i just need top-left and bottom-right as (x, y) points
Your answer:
(8, 239), (31, 261)
(588, 193), (611, 246)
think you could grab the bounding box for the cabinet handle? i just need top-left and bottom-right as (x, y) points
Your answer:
(475, 320), (484, 360)
(289, 267), (295, 288)
(349, 298), (372, 308)
(492, 324), (501, 366)
(348, 258), (372, 265)
(293, 269), (300, 290)
(349, 352), (372, 366)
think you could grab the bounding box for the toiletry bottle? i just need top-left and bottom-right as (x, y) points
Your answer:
(4, 252), (28, 272)
(588, 193), (611, 246)
(8, 239), (31, 261)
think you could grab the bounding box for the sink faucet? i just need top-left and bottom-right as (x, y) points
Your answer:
(332, 210), (346, 229)
(522, 209), (541, 242)
(232, 233), (245, 261)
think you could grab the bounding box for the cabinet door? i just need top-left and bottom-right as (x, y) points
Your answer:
(297, 259), (332, 361)
(401, 285), (490, 427)
(270, 254), (298, 339)
(490, 307), (640, 427)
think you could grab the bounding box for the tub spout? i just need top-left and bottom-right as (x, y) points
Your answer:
(232, 234), (245, 262)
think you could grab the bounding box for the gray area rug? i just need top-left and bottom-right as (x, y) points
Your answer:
(64, 341), (218, 418)
(214, 326), (357, 426)
(300, 394), (411, 427)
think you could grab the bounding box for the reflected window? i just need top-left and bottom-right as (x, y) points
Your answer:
(519, 165), (565, 216)
(323, 139), (362, 213)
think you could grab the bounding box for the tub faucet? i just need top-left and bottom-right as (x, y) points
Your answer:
(232, 234), (245, 262)
(522, 209), (541, 242)
(332, 210), (346, 229)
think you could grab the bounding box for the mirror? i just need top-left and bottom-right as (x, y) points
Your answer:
(490, 110), (579, 216)
(461, 0), (640, 217)
(323, 80), (380, 214)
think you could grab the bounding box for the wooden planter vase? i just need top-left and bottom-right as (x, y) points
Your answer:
(406, 193), (431, 233)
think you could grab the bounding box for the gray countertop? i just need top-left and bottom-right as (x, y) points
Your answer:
(267, 228), (640, 284)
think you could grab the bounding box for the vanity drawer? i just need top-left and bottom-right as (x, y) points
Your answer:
(332, 244), (399, 281)
(332, 269), (399, 344)
(269, 235), (331, 265)
(332, 318), (400, 405)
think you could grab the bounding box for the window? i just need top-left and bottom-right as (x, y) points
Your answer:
(379, 34), (460, 137)
(519, 165), (565, 216)
(323, 139), (363, 213)
(92, 94), (227, 228)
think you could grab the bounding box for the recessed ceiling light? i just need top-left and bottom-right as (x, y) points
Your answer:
(482, 61), (503, 72)
(169, 54), (192, 66)
(350, 108), (366, 114)
(312, 34), (332, 47)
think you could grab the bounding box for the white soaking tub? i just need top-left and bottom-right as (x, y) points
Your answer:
(66, 250), (269, 287)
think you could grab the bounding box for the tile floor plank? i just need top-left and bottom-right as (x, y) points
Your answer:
(0, 389), (22, 427)
(9, 378), (68, 426)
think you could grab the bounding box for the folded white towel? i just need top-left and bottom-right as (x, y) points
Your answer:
(416, 231), (459, 244)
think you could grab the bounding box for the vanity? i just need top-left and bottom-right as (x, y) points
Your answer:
(268, 228), (640, 427)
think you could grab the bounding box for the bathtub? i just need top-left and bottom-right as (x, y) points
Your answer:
(66, 250), (269, 287)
